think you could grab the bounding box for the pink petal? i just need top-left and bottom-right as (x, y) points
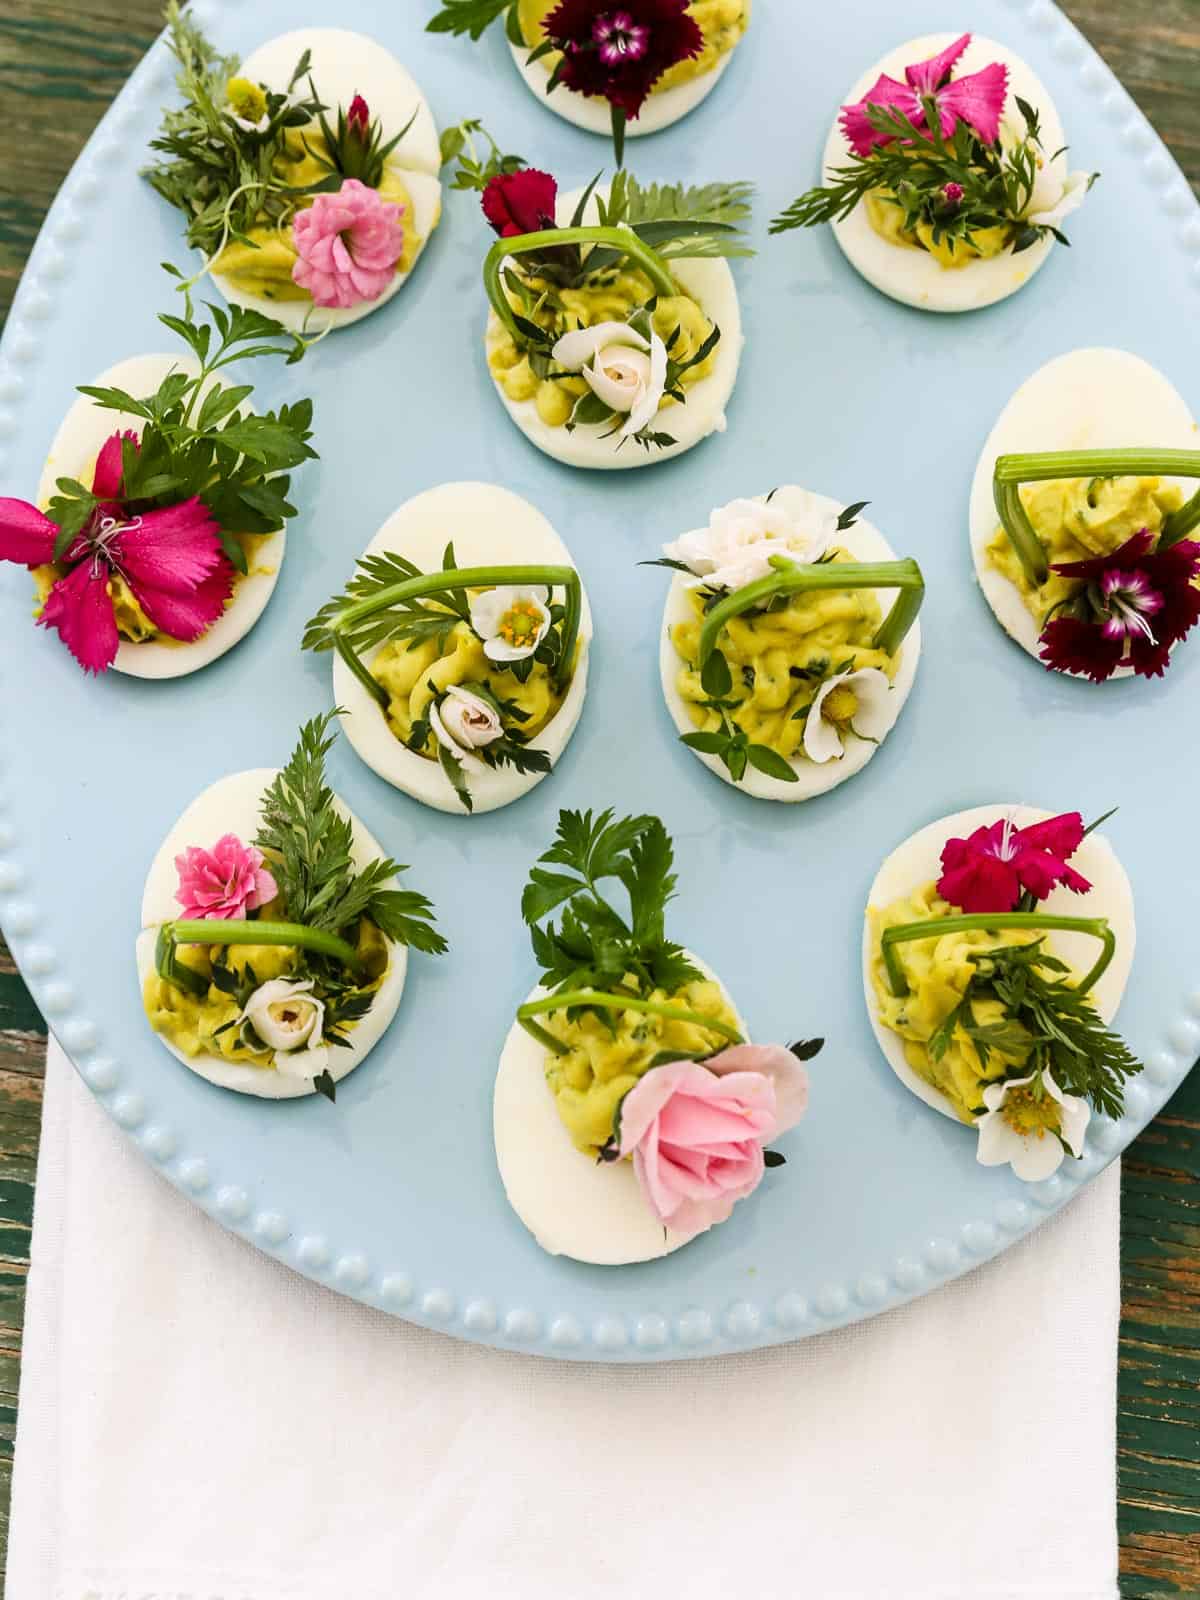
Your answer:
(250, 866), (279, 909)
(839, 74), (921, 156)
(904, 33), (972, 94)
(91, 430), (139, 502)
(1018, 813), (1085, 860)
(937, 62), (1009, 146)
(133, 564), (233, 642)
(0, 499), (60, 566)
(707, 1044), (811, 1135)
(114, 498), (224, 596)
(37, 561), (119, 674)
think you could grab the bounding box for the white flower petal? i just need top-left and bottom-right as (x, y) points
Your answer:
(621, 331), (668, 440)
(844, 667), (893, 740)
(429, 700), (488, 769)
(802, 676), (849, 764)
(469, 587), (550, 661)
(584, 346), (652, 415)
(552, 321), (649, 372)
(468, 588), (511, 638)
(1026, 170), (1090, 229)
(1008, 1130), (1067, 1183)
(975, 1109), (1022, 1167)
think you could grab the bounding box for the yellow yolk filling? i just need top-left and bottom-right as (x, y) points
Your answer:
(488, 267), (716, 430)
(540, 978), (741, 1155)
(143, 917), (388, 1067)
(212, 129), (432, 303)
(863, 190), (1012, 269)
(868, 883), (1050, 1124)
(985, 475), (1185, 629)
(517, 0), (749, 93)
(670, 553), (895, 762)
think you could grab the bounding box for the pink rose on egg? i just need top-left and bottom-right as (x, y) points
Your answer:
(291, 178), (405, 310)
(618, 1044), (810, 1243)
(174, 834), (278, 921)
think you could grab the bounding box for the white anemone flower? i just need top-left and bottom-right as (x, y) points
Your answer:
(1025, 169), (1092, 230)
(552, 321), (668, 440)
(240, 978), (330, 1078)
(428, 686), (503, 770)
(803, 668), (893, 764)
(975, 1069), (1091, 1183)
(665, 494), (839, 591)
(224, 76), (272, 136)
(469, 586), (552, 663)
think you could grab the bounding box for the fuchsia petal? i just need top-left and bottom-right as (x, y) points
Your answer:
(839, 74), (921, 156)
(0, 500), (60, 567)
(91, 430), (139, 502)
(1018, 812), (1086, 861)
(936, 62), (1010, 146)
(134, 565), (234, 642)
(113, 498), (224, 597)
(904, 32), (973, 94)
(37, 562), (120, 675)
(939, 853), (1020, 914)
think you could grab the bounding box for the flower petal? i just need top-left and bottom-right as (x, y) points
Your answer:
(904, 32), (973, 94)
(553, 321), (649, 371)
(706, 1043), (810, 1134)
(839, 75), (921, 156)
(0, 500), (60, 566)
(91, 429), (138, 502)
(935, 62), (1009, 146)
(114, 499), (225, 597)
(37, 561), (120, 674)
(802, 676), (848, 764)
(620, 331), (669, 439)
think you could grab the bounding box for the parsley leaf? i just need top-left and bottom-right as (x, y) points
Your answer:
(426, 0), (519, 39)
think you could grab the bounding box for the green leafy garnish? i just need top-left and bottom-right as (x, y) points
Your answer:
(426, 0), (521, 41)
(929, 940), (1141, 1120)
(521, 810), (702, 998)
(255, 712), (447, 956)
(47, 292), (315, 571)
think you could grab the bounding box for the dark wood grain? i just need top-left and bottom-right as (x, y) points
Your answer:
(1, 3), (1199, 1594)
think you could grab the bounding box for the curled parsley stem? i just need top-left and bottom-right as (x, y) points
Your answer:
(484, 227), (678, 345)
(327, 564), (583, 710)
(881, 913), (1116, 1001)
(698, 556), (925, 668)
(517, 990), (744, 1058)
(994, 450), (1200, 586)
(163, 919), (365, 976)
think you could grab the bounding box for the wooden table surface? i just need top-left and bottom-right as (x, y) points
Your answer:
(2, 2), (1199, 1594)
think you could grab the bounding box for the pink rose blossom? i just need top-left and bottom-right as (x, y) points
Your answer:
(291, 178), (405, 310)
(174, 834), (278, 921)
(618, 1044), (810, 1243)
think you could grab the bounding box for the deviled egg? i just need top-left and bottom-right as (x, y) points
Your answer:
(309, 481), (592, 815)
(971, 348), (1200, 678)
(863, 803), (1140, 1181)
(138, 716), (445, 1099)
(658, 488), (924, 799)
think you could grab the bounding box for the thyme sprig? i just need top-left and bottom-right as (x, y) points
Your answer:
(46, 291), (314, 570)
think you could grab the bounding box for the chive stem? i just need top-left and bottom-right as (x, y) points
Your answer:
(517, 989), (744, 1057)
(165, 919), (364, 975)
(880, 913), (1115, 1001)
(483, 227), (677, 345)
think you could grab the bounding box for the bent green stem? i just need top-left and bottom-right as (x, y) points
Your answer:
(162, 919), (364, 976)
(325, 565), (583, 712)
(697, 557), (925, 667)
(880, 913), (1116, 1001)
(994, 449), (1200, 586)
(483, 227), (678, 346)
(517, 989), (745, 1058)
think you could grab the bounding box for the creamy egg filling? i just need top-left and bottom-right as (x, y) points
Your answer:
(212, 127), (424, 303)
(863, 189), (1012, 270)
(517, 0), (749, 92)
(985, 475), (1185, 627)
(671, 555), (896, 761)
(488, 267), (716, 430)
(869, 883), (1054, 1123)
(539, 978), (740, 1155)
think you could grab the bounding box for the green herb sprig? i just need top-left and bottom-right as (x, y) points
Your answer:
(427, 0), (523, 42)
(46, 292), (315, 570)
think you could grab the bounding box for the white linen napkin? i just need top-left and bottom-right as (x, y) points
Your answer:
(8, 1039), (1120, 1600)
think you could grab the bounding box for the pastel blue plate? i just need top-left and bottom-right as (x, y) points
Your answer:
(2, 0), (1198, 1361)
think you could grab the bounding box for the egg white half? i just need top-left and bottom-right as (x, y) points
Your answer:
(862, 804), (1136, 1122)
(35, 354), (284, 680)
(659, 488), (921, 801)
(825, 34), (1067, 313)
(485, 186), (743, 471)
(212, 28), (442, 334)
(508, 18), (743, 138)
(493, 955), (747, 1265)
(970, 348), (1199, 672)
(332, 481), (593, 815)
(138, 768), (407, 1099)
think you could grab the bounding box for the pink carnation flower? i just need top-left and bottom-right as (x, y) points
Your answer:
(291, 179), (405, 310)
(618, 1044), (810, 1243)
(174, 834), (278, 921)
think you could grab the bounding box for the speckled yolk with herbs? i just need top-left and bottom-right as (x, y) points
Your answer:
(671, 551), (896, 762)
(863, 190), (1012, 269)
(142, 917), (388, 1067)
(869, 883), (1046, 1123)
(488, 268), (716, 430)
(518, 0), (749, 92)
(540, 978), (740, 1155)
(372, 613), (564, 757)
(986, 475), (1185, 628)
(212, 127), (429, 303)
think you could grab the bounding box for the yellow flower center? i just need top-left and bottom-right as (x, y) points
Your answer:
(821, 685), (859, 727)
(227, 77), (267, 124)
(498, 600), (544, 647)
(1001, 1085), (1062, 1141)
